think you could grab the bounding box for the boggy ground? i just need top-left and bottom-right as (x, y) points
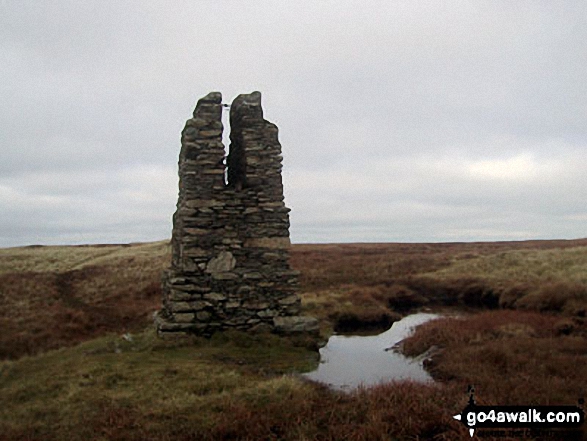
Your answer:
(1, 239), (586, 440)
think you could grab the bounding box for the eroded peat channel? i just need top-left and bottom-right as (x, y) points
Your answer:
(303, 313), (440, 390)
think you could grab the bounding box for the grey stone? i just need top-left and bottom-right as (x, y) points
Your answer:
(183, 248), (208, 257)
(169, 302), (191, 312)
(249, 322), (273, 334)
(278, 295), (299, 306)
(168, 290), (192, 301)
(203, 292), (227, 301)
(242, 301), (270, 310)
(211, 272), (239, 281)
(196, 311), (212, 321)
(190, 300), (212, 310)
(199, 129), (222, 138)
(205, 251), (236, 273)
(236, 285), (252, 294)
(173, 313), (195, 323)
(156, 91), (313, 338)
(273, 316), (320, 335)
(244, 237), (291, 249)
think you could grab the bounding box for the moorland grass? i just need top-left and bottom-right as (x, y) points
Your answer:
(0, 328), (473, 441)
(402, 310), (587, 406)
(0, 241), (169, 359)
(1, 239), (587, 439)
(0, 330), (318, 441)
(2, 239), (586, 359)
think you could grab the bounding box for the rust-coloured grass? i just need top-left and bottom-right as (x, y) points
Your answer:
(0, 241), (168, 359)
(2, 238), (587, 358)
(1, 238), (587, 440)
(402, 310), (587, 405)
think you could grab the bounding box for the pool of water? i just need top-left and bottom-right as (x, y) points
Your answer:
(303, 312), (439, 390)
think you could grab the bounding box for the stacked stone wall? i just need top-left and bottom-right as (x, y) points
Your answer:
(156, 91), (316, 337)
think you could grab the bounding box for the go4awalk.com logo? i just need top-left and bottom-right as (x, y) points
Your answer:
(453, 386), (584, 438)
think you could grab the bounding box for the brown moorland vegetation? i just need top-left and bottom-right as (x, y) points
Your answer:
(1, 239), (586, 440)
(0, 241), (168, 360)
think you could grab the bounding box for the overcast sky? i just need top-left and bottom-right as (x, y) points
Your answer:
(1, 1), (586, 247)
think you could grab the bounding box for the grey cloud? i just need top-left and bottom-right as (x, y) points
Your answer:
(1, 0), (586, 246)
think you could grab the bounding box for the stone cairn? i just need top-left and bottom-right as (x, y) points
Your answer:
(156, 91), (318, 337)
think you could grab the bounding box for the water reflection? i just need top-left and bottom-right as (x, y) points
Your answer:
(303, 313), (439, 390)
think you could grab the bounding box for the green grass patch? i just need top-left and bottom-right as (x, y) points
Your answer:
(0, 329), (318, 440)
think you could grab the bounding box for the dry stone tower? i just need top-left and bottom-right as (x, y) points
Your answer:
(156, 91), (317, 337)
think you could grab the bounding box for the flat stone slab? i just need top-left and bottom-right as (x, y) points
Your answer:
(273, 316), (320, 335)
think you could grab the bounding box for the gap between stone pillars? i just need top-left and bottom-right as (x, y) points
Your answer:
(221, 102), (230, 186)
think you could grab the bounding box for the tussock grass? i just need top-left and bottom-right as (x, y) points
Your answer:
(291, 239), (587, 291)
(0, 328), (478, 441)
(2, 238), (587, 359)
(295, 240), (587, 332)
(300, 285), (401, 333)
(0, 329), (318, 441)
(1, 238), (587, 439)
(0, 241), (170, 359)
(410, 246), (587, 315)
(428, 246), (587, 285)
(0, 327), (479, 440)
(0, 241), (169, 274)
(402, 310), (587, 405)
